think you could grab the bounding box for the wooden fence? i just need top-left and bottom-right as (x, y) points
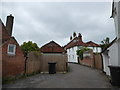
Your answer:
(25, 52), (68, 74)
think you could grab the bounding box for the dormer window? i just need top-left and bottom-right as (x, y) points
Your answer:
(7, 44), (16, 56)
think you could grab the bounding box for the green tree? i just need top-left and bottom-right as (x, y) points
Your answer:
(21, 41), (39, 56)
(100, 37), (110, 51)
(76, 47), (90, 60)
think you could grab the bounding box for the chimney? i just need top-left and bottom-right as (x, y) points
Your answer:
(78, 33), (82, 41)
(6, 14), (14, 36)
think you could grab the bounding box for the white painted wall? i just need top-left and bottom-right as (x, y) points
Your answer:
(109, 42), (118, 66)
(102, 1), (120, 76)
(102, 51), (110, 76)
(113, 1), (120, 66)
(113, 1), (120, 38)
(102, 41), (118, 76)
(67, 46), (78, 63)
(97, 47), (102, 53)
(118, 2), (120, 38)
(87, 47), (101, 53)
(67, 46), (101, 63)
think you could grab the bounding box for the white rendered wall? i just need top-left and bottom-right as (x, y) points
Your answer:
(118, 2), (120, 39)
(114, 1), (120, 39)
(67, 46), (78, 63)
(102, 52), (110, 76)
(87, 47), (101, 53)
(113, 1), (120, 66)
(109, 42), (118, 66)
(67, 46), (101, 63)
(97, 47), (102, 53)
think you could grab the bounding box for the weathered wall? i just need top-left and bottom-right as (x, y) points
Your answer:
(26, 52), (68, 74)
(25, 52), (41, 74)
(79, 50), (94, 67)
(40, 53), (68, 72)
(109, 41), (118, 66)
(93, 54), (102, 70)
(102, 51), (110, 76)
(2, 38), (25, 78)
(79, 50), (102, 70)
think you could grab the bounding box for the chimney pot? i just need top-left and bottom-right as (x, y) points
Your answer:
(78, 33), (82, 41)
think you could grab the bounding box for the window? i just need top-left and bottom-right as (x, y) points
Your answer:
(69, 55), (70, 58)
(72, 47), (74, 51)
(7, 44), (16, 55)
(73, 55), (74, 59)
(69, 49), (70, 52)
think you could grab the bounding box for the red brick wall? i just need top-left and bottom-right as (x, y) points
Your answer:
(80, 58), (93, 67)
(2, 38), (25, 78)
(79, 50), (94, 67)
(41, 41), (65, 53)
(79, 50), (102, 70)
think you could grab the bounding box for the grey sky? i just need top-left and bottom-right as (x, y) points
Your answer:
(1, 2), (116, 47)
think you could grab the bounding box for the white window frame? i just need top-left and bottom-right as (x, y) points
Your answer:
(72, 47), (74, 51)
(7, 44), (16, 56)
(73, 55), (74, 59)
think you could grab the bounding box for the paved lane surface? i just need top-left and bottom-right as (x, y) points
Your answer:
(3, 63), (112, 88)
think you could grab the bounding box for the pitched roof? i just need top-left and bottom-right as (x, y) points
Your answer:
(86, 41), (100, 47)
(101, 37), (117, 53)
(40, 41), (65, 53)
(64, 36), (87, 49)
(64, 36), (100, 49)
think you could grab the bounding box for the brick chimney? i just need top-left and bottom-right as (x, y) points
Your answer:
(78, 33), (82, 41)
(6, 14), (14, 36)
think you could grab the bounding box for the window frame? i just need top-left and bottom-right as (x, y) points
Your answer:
(7, 44), (16, 56)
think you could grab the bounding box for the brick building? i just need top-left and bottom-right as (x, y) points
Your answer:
(39, 41), (68, 73)
(0, 15), (25, 78)
(41, 41), (65, 53)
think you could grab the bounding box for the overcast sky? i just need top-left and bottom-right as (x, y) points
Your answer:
(1, 2), (116, 47)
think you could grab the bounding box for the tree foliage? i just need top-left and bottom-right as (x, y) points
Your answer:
(76, 47), (90, 60)
(21, 41), (39, 56)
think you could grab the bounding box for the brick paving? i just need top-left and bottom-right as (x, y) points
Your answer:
(3, 63), (113, 88)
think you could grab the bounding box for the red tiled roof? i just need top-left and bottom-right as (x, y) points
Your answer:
(65, 36), (87, 49)
(40, 41), (65, 53)
(86, 41), (100, 47)
(64, 36), (100, 49)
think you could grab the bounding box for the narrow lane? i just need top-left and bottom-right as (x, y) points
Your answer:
(3, 63), (112, 88)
